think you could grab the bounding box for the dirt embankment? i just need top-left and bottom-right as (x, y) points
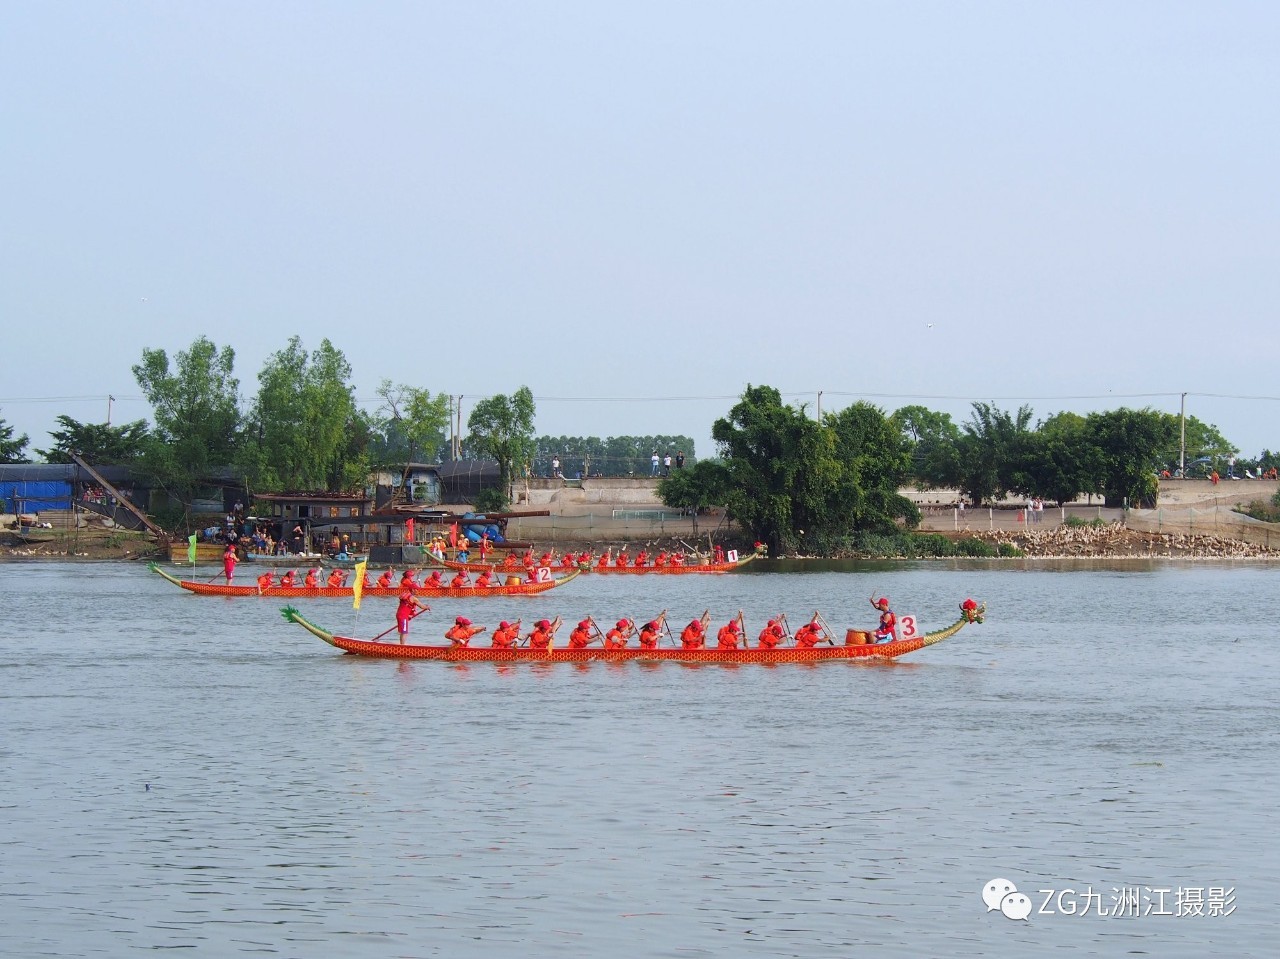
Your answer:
(963, 521), (1274, 559)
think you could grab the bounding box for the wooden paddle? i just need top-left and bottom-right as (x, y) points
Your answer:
(815, 610), (836, 645)
(779, 613), (794, 646)
(736, 609), (746, 648)
(587, 615), (606, 646)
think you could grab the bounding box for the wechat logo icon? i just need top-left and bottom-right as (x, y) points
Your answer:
(983, 878), (1032, 921)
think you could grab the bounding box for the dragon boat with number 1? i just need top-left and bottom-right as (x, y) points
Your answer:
(430, 553), (760, 575)
(280, 602), (984, 663)
(149, 563), (579, 598)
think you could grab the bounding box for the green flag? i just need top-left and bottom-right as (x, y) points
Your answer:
(187, 534), (197, 564)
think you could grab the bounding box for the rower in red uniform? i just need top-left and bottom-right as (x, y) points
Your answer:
(576, 551), (591, 566)
(423, 569), (444, 588)
(614, 549), (629, 568)
(450, 571), (471, 588)
(595, 550), (612, 569)
(491, 620), (520, 648)
(680, 616), (707, 649)
(304, 568), (320, 588)
(794, 617), (827, 648)
(475, 569), (494, 587)
(502, 553), (522, 569)
(538, 551), (554, 568)
(713, 544), (725, 564)
(634, 550), (649, 567)
(653, 551), (669, 568)
(376, 567), (395, 588)
(871, 597), (897, 643)
(604, 619), (632, 649)
(757, 619), (785, 649)
(399, 569), (419, 589)
(360, 567), (375, 590)
(444, 616), (485, 647)
(395, 589), (429, 645)
(560, 553), (577, 569)
(256, 571), (275, 590)
(568, 619), (595, 649)
(326, 569), (347, 588)
(638, 619), (662, 649)
(527, 619), (556, 650)
(278, 569), (297, 588)
(671, 552), (686, 566)
(716, 618), (742, 649)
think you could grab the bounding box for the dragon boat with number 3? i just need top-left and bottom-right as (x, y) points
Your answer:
(149, 563), (579, 598)
(280, 602), (984, 663)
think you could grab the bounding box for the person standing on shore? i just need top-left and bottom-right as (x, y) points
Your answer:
(650, 450), (660, 476)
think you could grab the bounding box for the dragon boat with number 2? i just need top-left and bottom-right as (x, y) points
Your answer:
(280, 602), (984, 663)
(149, 563), (579, 598)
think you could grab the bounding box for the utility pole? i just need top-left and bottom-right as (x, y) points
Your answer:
(107, 395), (114, 425)
(817, 390), (823, 420)
(1179, 392), (1187, 478)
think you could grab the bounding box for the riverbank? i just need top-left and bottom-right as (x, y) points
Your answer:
(4, 477), (1276, 562)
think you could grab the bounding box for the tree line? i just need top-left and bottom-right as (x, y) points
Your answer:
(0, 336), (697, 518)
(655, 384), (1277, 557)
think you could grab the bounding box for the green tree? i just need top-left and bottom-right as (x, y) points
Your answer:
(657, 458), (730, 533)
(466, 386), (537, 505)
(241, 337), (364, 491)
(1026, 412), (1104, 505)
(709, 385), (840, 555)
(826, 402), (919, 533)
(133, 337), (241, 502)
(1086, 408), (1176, 507)
(953, 403), (1036, 505)
(891, 404), (961, 489)
(0, 413), (30, 463)
(373, 379), (451, 500)
(37, 416), (150, 465)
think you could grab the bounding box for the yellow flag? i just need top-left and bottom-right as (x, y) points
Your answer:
(352, 560), (367, 610)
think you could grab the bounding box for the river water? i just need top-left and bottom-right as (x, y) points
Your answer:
(1, 560), (1276, 957)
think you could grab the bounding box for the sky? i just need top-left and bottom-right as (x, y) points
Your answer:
(3, 1), (1279, 461)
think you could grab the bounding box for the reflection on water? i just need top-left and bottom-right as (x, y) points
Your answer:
(1, 561), (1276, 957)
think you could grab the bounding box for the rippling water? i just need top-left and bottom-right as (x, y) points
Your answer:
(2, 560), (1276, 957)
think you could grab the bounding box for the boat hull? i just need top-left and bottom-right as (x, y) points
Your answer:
(149, 563), (578, 597)
(282, 606), (980, 662)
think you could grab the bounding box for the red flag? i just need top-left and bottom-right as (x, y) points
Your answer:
(405, 517), (415, 543)
(449, 522), (459, 549)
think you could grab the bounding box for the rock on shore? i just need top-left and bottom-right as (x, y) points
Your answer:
(968, 521), (1274, 559)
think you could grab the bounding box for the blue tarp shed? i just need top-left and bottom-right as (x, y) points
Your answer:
(0, 465), (75, 512)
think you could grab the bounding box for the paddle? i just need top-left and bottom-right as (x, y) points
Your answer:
(779, 613), (794, 646)
(736, 609), (746, 648)
(587, 615), (605, 646)
(815, 610), (836, 646)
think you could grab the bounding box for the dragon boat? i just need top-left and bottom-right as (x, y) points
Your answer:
(149, 563), (579, 598)
(280, 603), (984, 663)
(428, 553), (759, 575)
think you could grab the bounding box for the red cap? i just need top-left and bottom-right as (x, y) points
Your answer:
(456, 616), (470, 625)
(876, 597), (889, 609)
(616, 619), (629, 629)
(538, 619), (551, 628)
(578, 620), (591, 628)
(499, 620), (510, 629)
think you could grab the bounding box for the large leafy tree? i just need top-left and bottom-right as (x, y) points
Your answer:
(1025, 412), (1103, 505)
(0, 413), (30, 463)
(373, 379), (451, 500)
(951, 403), (1036, 505)
(37, 416), (151, 465)
(825, 401), (919, 533)
(133, 337), (241, 501)
(241, 337), (365, 491)
(891, 404), (961, 489)
(709, 385), (841, 555)
(1086, 408), (1176, 507)
(466, 386), (537, 503)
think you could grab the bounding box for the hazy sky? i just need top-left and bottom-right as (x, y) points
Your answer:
(4, 2), (1278, 460)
